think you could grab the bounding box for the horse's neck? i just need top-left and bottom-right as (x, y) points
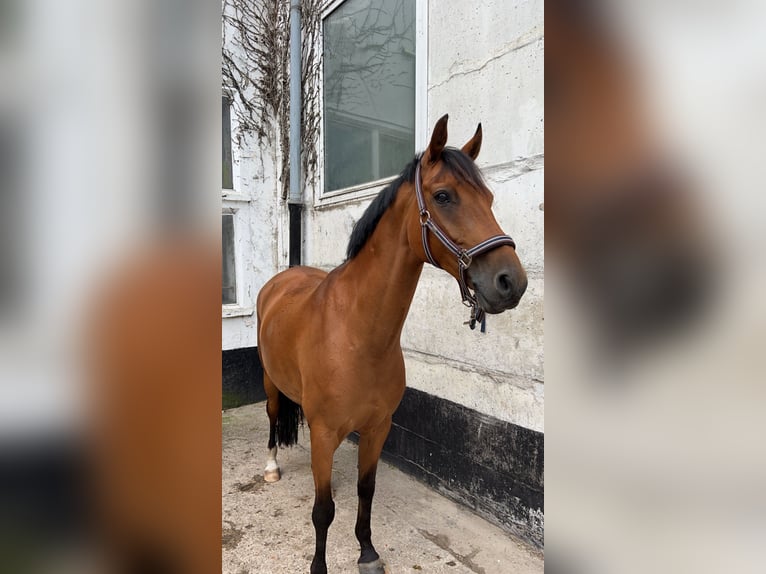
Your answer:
(335, 192), (423, 350)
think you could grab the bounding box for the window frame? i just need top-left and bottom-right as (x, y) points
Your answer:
(222, 90), (248, 202)
(316, 0), (428, 206)
(221, 91), (253, 318)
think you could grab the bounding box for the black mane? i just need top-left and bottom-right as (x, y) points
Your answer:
(345, 154), (420, 260)
(345, 148), (486, 260)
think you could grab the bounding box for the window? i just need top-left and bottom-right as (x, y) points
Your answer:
(222, 212), (237, 304)
(222, 96), (234, 190)
(323, 0), (416, 193)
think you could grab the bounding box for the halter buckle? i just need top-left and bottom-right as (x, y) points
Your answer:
(458, 251), (473, 269)
(419, 210), (431, 226)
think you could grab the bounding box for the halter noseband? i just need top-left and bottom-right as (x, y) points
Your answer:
(414, 162), (516, 330)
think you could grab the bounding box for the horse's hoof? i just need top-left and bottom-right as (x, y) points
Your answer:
(358, 558), (386, 574)
(264, 468), (281, 482)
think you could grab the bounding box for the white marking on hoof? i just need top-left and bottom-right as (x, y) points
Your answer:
(264, 468), (281, 483)
(358, 558), (386, 574)
(264, 447), (280, 482)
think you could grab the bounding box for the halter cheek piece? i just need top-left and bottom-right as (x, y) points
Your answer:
(414, 162), (516, 330)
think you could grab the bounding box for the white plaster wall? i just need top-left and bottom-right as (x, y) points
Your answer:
(303, 0), (544, 431)
(428, 1), (543, 167)
(221, 4), (292, 352)
(221, 125), (285, 351)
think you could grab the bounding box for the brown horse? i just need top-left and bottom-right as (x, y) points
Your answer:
(256, 115), (527, 574)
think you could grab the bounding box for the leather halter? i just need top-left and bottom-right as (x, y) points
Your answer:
(414, 162), (516, 330)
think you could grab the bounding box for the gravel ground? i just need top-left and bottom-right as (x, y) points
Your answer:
(222, 402), (543, 574)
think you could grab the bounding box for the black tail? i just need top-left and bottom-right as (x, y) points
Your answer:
(275, 391), (304, 447)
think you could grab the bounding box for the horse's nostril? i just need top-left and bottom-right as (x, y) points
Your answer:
(495, 272), (513, 296)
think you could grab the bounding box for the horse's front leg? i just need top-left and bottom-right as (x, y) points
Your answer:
(309, 426), (342, 574)
(355, 417), (392, 574)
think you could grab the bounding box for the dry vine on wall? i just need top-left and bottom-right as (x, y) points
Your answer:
(222, 0), (325, 200)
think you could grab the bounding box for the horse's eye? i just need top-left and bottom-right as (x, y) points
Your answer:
(434, 191), (451, 205)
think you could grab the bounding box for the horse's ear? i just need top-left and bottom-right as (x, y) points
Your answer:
(461, 123), (482, 160)
(422, 114), (449, 165)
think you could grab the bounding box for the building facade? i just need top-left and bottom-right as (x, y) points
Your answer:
(222, 0), (543, 547)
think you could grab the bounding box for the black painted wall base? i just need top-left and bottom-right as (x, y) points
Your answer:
(222, 347), (265, 409)
(355, 387), (544, 549)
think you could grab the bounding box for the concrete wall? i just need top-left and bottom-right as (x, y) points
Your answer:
(303, 0), (544, 432)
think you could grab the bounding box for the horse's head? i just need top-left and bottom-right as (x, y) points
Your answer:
(408, 114), (527, 314)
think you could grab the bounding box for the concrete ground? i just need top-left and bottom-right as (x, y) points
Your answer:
(223, 403), (543, 574)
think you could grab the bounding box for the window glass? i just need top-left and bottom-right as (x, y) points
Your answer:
(222, 96), (234, 190)
(323, 0), (416, 193)
(222, 213), (236, 304)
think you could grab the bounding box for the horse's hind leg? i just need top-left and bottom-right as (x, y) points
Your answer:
(309, 426), (342, 574)
(355, 418), (392, 574)
(263, 372), (281, 483)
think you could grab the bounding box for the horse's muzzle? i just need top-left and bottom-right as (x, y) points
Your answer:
(471, 265), (528, 313)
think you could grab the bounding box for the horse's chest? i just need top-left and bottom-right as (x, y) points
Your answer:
(329, 356), (405, 407)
